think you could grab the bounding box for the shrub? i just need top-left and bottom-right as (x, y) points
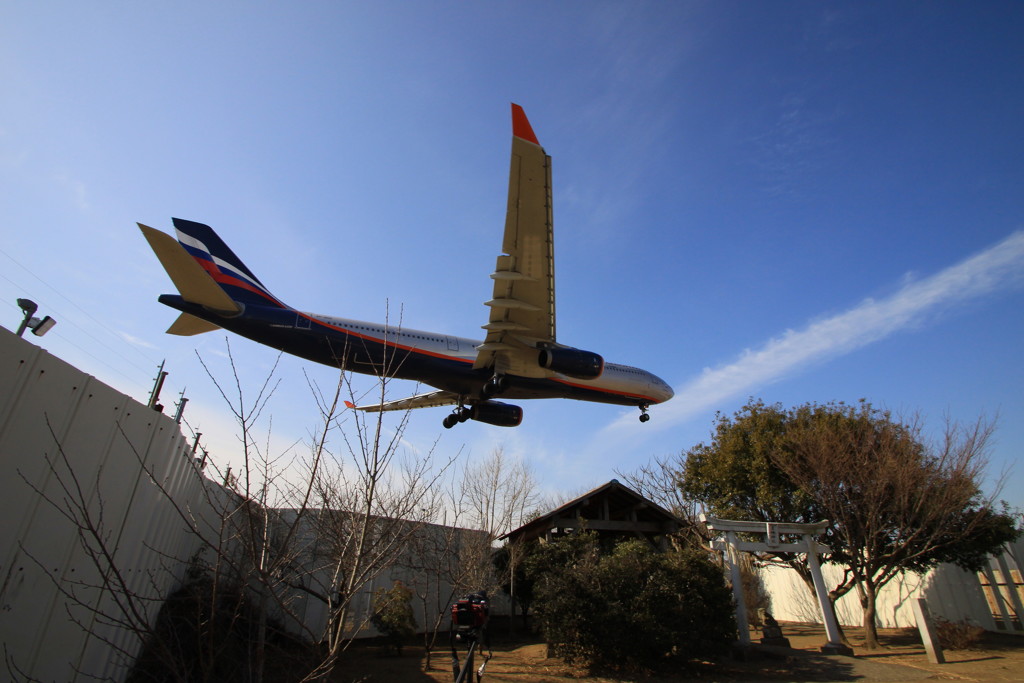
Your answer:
(934, 617), (986, 650)
(527, 535), (735, 671)
(371, 580), (417, 655)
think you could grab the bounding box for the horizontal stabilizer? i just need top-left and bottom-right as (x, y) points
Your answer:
(166, 312), (221, 336)
(139, 223), (241, 314)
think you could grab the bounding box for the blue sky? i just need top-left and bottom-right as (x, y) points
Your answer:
(3, 2), (1023, 510)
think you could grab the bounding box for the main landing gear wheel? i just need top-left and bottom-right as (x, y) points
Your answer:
(481, 374), (508, 399)
(443, 406), (473, 429)
(639, 404), (651, 423)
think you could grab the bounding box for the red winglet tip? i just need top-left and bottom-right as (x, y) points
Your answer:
(344, 401), (356, 409)
(511, 103), (539, 145)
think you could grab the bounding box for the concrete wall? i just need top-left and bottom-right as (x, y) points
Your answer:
(0, 326), (496, 680)
(0, 327), (212, 681)
(263, 508), (495, 643)
(758, 538), (1024, 631)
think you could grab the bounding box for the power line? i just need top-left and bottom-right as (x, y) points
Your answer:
(0, 247), (162, 376)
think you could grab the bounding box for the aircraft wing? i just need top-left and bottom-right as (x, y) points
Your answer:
(474, 104), (556, 378)
(344, 390), (462, 413)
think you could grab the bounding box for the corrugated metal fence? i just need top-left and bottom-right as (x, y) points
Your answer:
(0, 327), (213, 681)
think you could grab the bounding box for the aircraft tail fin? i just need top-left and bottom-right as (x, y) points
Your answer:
(170, 218), (288, 309)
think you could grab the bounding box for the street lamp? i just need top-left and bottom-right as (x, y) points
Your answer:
(15, 298), (57, 337)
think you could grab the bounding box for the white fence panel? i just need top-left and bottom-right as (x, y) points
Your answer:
(0, 327), (213, 681)
(0, 325), (496, 680)
(758, 537), (1024, 632)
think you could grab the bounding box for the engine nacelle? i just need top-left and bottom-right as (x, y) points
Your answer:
(538, 347), (604, 380)
(470, 401), (524, 428)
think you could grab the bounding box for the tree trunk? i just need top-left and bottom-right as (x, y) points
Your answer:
(860, 580), (880, 649)
(424, 638), (433, 670)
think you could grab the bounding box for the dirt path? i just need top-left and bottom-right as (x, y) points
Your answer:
(779, 622), (1024, 682)
(334, 622), (1024, 682)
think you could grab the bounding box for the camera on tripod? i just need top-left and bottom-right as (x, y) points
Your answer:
(449, 591), (491, 682)
(450, 591), (489, 642)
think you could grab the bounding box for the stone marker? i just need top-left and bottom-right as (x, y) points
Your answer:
(912, 598), (945, 664)
(759, 611), (791, 648)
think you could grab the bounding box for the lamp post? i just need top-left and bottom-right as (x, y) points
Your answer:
(15, 298), (57, 338)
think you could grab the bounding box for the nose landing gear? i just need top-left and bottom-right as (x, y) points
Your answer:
(639, 404), (651, 423)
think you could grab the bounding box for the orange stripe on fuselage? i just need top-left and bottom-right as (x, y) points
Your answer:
(551, 377), (660, 404)
(299, 310), (661, 404)
(297, 312), (476, 365)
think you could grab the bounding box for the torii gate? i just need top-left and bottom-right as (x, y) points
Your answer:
(701, 515), (851, 655)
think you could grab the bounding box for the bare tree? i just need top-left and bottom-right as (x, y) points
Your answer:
(773, 404), (1019, 649)
(191, 323), (459, 680)
(401, 497), (490, 671)
(21, 326), (459, 682)
(460, 448), (542, 632)
(195, 346), (315, 682)
(277, 322), (458, 680)
(462, 447), (540, 541)
(618, 453), (710, 548)
(394, 450), (540, 670)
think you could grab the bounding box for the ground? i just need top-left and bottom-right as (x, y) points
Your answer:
(333, 621), (1024, 683)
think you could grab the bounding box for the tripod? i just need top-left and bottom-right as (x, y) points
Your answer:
(450, 627), (491, 683)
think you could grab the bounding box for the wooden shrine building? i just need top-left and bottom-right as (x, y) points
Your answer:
(501, 479), (683, 550)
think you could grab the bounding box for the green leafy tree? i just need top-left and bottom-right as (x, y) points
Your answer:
(683, 399), (821, 523)
(370, 581), (417, 656)
(681, 399), (828, 593)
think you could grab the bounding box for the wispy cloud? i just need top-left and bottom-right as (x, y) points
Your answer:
(611, 231), (1024, 432)
(117, 331), (158, 350)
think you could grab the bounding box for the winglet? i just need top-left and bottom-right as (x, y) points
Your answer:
(511, 103), (539, 145)
(344, 401), (356, 409)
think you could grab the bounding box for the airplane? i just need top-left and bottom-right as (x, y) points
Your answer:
(139, 104), (674, 429)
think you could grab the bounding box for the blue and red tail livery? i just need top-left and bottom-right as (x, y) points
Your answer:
(140, 105), (673, 428)
(172, 218), (286, 309)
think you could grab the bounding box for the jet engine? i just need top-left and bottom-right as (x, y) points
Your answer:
(538, 347), (604, 380)
(470, 401), (524, 427)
